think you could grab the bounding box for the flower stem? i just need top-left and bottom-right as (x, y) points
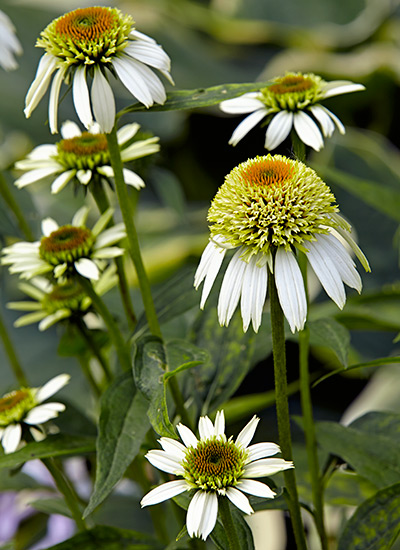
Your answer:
(291, 131), (307, 163)
(78, 275), (131, 373)
(0, 307), (28, 386)
(0, 171), (34, 241)
(218, 496), (241, 550)
(106, 128), (161, 338)
(42, 457), (87, 531)
(268, 272), (308, 550)
(76, 355), (102, 398)
(76, 320), (113, 385)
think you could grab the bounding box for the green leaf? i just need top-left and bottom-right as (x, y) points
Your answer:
(308, 318), (350, 366)
(0, 435), (95, 469)
(122, 82), (270, 114)
(350, 411), (400, 444)
(338, 483), (400, 550)
(39, 525), (163, 550)
(316, 421), (400, 488)
(83, 373), (150, 518)
(325, 471), (377, 507)
(313, 357), (400, 387)
(29, 498), (71, 518)
(0, 468), (41, 490)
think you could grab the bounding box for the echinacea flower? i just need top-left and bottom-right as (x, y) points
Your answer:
(2, 206), (126, 281)
(220, 72), (364, 151)
(0, 11), (22, 71)
(141, 410), (293, 541)
(24, 6), (173, 133)
(14, 120), (159, 194)
(7, 264), (117, 331)
(194, 155), (370, 333)
(0, 374), (69, 454)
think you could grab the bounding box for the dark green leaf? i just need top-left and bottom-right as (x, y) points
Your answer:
(53, 400), (97, 437)
(308, 318), (350, 366)
(313, 357), (400, 387)
(338, 483), (400, 550)
(0, 468), (41, 490)
(325, 471), (377, 507)
(84, 373), (150, 518)
(29, 498), (71, 518)
(0, 435), (95, 469)
(210, 502), (255, 550)
(350, 411), (400, 444)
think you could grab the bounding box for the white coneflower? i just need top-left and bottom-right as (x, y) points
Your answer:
(0, 10), (22, 71)
(141, 410), (293, 541)
(24, 6), (173, 133)
(220, 72), (364, 151)
(2, 206), (126, 281)
(195, 155), (370, 333)
(0, 374), (69, 454)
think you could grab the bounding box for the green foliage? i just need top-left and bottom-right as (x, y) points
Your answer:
(308, 317), (350, 366)
(210, 503), (255, 550)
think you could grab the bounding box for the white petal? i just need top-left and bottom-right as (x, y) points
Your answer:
(306, 239), (346, 308)
(91, 68), (115, 133)
(317, 105), (345, 134)
(228, 109), (267, 146)
(194, 239), (227, 309)
(237, 479), (276, 499)
(61, 120), (81, 139)
(36, 373), (70, 402)
(240, 254), (268, 332)
(74, 258), (100, 280)
(72, 206), (89, 227)
(93, 247), (124, 259)
(2, 424), (22, 454)
(235, 415), (259, 449)
(97, 165), (114, 178)
(124, 41), (171, 72)
(51, 169), (76, 194)
(122, 168), (145, 189)
(140, 480), (188, 507)
(130, 29), (157, 43)
(145, 449), (185, 475)
(41, 217), (58, 236)
(72, 66), (93, 129)
(24, 403), (65, 424)
(243, 458), (294, 478)
(214, 411), (225, 437)
(314, 233), (361, 292)
(308, 105), (335, 138)
(24, 54), (57, 118)
(117, 122), (140, 145)
(247, 442), (281, 461)
(49, 66), (66, 134)
(158, 437), (187, 459)
(198, 416), (215, 440)
(187, 491), (218, 540)
(293, 111), (324, 151)
(264, 111), (293, 150)
(38, 310), (71, 331)
(225, 487), (253, 515)
(322, 81), (365, 99)
(274, 248), (307, 333)
(76, 169), (92, 185)
(218, 248), (247, 327)
(220, 93), (265, 114)
(122, 55), (167, 104)
(14, 167), (61, 188)
(177, 423), (198, 449)
(113, 56), (155, 107)
(94, 224), (125, 247)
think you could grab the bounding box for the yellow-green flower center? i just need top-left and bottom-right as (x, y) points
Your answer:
(208, 155), (338, 257)
(39, 225), (95, 266)
(37, 7), (134, 66)
(183, 437), (247, 491)
(260, 72), (324, 111)
(42, 281), (87, 313)
(57, 132), (109, 170)
(0, 389), (37, 426)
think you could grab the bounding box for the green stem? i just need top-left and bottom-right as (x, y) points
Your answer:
(42, 457), (87, 531)
(0, 172), (34, 241)
(268, 272), (308, 550)
(0, 308), (28, 386)
(106, 127), (161, 338)
(90, 180), (137, 330)
(76, 320), (113, 384)
(78, 275), (131, 373)
(291, 131), (307, 163)
(218, 497), (240, 550)
(76, 355), (102, 398)
(168, 375), (192, 428)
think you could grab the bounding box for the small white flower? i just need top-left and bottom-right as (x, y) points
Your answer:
(24, 7), (173, 133)
(141, 410), (293, 541)
(220, 72), (364, 151)
(194, 155), (370, 333)
(0, 10), (22, 71)
(0, 374), (70, 454)
(14, 120), (159, 194)
(2, 206), (126, 282)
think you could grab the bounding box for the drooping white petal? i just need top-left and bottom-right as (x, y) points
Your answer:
(49, 66), (66, 134)
(274, 248), (307, 333)
(113, 56), (155, 108)
(24, 54), (57, 118)
(124, 41), (171, 72)
(72, 66), (94, 129)
(187, 490), (218, 541)
(140, 480), (188, 507)
(30, 426), (46, 442)
(117, 122), (140, 145)
(74, 258), (100, 280)
(218, 248), (247, 327)
(41, 217), (59, 236)
(199, 416), (215, 440)
(51, 169), (76, 194)
(220, 93), (264, 114)
(14, 167), (61, 188)
(94, 224), (125, 247)
(72, 205), (89, 227)
(177, 422), (198, 449)
(38, 309), (71, 331)
(76, 170), (92, 185)
(61, 120), (81, 139)
(322, 80), (365, 99)
(145, 449), (186, 475)
(92, 247), (124, 259)
(121, 137), (160, 161)
(228, 109), (267, 146)
(214, 410), (225, 437)
(243, 458), (294, 478)
(97, 165), (114, 178)
(122, 168), (146, 189)
(194, 239), (227, 309)
(13, 311), (47, 328)
(130, 29), (156, 43)
(24, 403), (65, 424)
(306, 239), (346, 309)
(235, 415), (259, 449)
(238, 479), (276, 499)
(265, 110), (293, 150)
(240, 254), (268, 332)
(122, 56), (167, 104)
(314, 233), (362, 291)
(91, 68), (116, 133)
(317, 105), (345, 134)
(293, 111), (324, 151)
(226, 487), (254, 515)
(308, 105), (335, 138)
(158, 437), (187, 459)
(36, 374), (70, 402)
(246, 442), (281, 461)
(2, 423), (22, 454)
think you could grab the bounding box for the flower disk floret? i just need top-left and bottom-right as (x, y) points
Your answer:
(141, 411), (293, 541)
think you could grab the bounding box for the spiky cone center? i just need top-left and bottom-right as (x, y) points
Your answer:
(182, 436), (248, 492)
(39, 225), (95, 266)
(36, 7), (133, 66)
(57, 132), (109, 170)
(208, 155), (338, 258)
(260, 72), (325, 111)
(42, 281), (87, 314)
(0, 388), (37, 426)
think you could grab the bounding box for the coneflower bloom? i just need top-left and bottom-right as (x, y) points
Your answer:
(0, 374), (69, 454)
(141, 410), (293, 541)
(194, 155), (370, 333)
(14, 120), (160, 194)
(220, 72), (364, 151)
(0, 10), (22, 71)
(24, 6), (173, 133)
